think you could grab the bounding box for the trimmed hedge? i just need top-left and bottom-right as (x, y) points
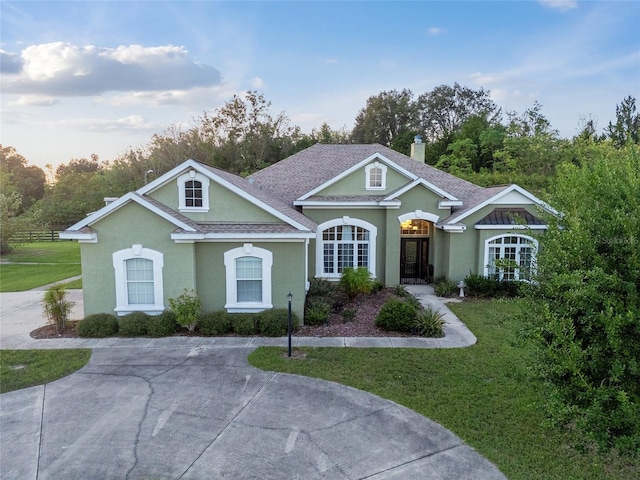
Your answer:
(76, 313), (119, 338)
(260, 309), (298, 337)
(147, 311), (178, 337)
(199, 311), (232, 336)
(231, 313), (258, 336)
(118, 312), (150, 337)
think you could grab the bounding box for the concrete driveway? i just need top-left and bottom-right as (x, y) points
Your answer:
(1, 346), (506, 479)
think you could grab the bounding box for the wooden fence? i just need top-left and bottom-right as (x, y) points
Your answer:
(10, 230), (62, 242)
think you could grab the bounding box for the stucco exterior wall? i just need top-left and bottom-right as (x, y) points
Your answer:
(151, 178), (282, 224)
(80, 202), (196, 316)
(194, 241), (307, 320)
(319, 162), (410, 196)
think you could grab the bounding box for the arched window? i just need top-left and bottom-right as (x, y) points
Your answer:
(177, 170), (210, 212)
(224, 244), (273, 312)
(365, 162), (387, 190)
(112, 245), (164, 315)
(484, 234), (537, 281)
(316, 218), (377, 279)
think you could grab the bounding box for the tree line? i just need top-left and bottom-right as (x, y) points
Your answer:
(1, 86), (639, 249)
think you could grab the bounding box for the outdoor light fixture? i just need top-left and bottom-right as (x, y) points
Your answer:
(287, 292), (293, 357)
(144, 169), (154, 185)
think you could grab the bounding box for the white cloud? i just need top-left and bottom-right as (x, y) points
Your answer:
(539, 1), (578, 12)
(325, 58), (338, 64)
(53, 115), (162, 132)
(251, 77), (266, 89)
(0, 42), (221, 97)
(428, 27), (447, 36)
(9, 95), (57, 106)
(470, 72), (506, 86)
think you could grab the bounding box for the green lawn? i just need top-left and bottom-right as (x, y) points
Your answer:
(249, 299), (639, 480)
(2, 241), (80, 263)
(0, 242), (81, 292)
(0, 349), (91, 393)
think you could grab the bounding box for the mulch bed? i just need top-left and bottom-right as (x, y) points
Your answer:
(30, 288), (423, 339)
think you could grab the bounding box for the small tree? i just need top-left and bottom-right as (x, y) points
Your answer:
(42, 284), (75, 333)
(168, 289), (201, 332)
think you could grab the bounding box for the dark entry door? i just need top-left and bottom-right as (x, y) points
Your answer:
(400, 238), (429, 283)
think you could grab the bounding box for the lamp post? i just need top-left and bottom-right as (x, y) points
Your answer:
(287, 291), (293, 357)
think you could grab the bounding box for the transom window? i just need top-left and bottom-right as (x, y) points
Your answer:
(400, 219), (430, 236)
(184, 180), (203, 207)
(484, 235), (537, 281)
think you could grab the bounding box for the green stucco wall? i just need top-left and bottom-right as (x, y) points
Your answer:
(319, 163), (410, 196)
(194, 241), (307, 320)
(80, 202), (196, 317)
(151, 178), (282, 224)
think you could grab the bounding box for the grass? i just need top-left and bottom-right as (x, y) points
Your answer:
(0, 241), (81, 292)
(1, 241), (80, 263)
(0, 349), (91, 393)
(249, 299), (639, 480)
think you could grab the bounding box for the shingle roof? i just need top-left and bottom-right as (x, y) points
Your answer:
(248, 144), (482, 207)
(476, 208), (545, 226)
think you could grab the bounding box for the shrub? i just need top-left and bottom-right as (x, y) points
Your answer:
(371, 281), (385, 293)
(375, 299), (418, 333)
(340, 267), (372, 298)
(76, 313), (119, 338)
(434, 277), (457, 297)
(392, 284), (410, 297)
(230, 313), (258, 335)
(342, 308), (357, 323)
(304, 298), (331, 326)
(118, 312), (150, 337)
(307, 278), (336, 297)
(464, 273), (496, 297)
(147, 311), (178, 337)
(260, 309), (299, 337)
(199, 311), (232, 336)
(169, 289), (201, 332)
(414, 306), (445, 338)
(42, 284), (75, 333)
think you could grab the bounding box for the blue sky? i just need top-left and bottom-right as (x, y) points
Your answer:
(1, 1), (639, 170)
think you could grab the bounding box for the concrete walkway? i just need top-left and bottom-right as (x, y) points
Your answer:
(0, 285), (476, 350)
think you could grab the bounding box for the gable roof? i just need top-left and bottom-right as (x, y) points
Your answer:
(249, 144), (480, 205)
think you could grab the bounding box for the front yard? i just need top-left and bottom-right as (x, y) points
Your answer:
(249, 299), (639, 480)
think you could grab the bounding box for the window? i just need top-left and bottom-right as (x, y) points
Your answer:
(113, 245), (164, 315)
(400, 219), (431, 236)
(365, 162), (387, 190)
(224, 244), (273, 312)
(177, 170), (210, 212)
(317, 218), (377, 278)
(484, 235), (537, 281)
(184, 180), (203, 207)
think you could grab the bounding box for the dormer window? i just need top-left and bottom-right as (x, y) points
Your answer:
(177, 170), (210, 212)
(365, 162), (387, 190)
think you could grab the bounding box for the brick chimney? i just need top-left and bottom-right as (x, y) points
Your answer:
(410, 135), (426, 163)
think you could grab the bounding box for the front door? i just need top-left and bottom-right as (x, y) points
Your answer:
(400, 238), (429, 283)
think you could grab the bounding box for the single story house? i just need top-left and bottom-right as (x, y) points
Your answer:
(61, 140), (552, 321)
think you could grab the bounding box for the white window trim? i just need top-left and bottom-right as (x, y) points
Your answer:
(224, 244), (273, 313)
(177, 170), (210, 212)
(365, 162), (387, 190)
(112, 245), (164, 316)
(316, 217), (377, 279)
(483, 234), (538, 281)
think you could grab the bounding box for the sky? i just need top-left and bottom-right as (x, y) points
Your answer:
(1, 1), (639, 171)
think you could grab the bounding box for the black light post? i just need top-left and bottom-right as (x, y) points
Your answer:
(287, 291), (293, 357)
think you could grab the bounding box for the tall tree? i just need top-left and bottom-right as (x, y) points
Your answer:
(351, 89), (417, 146)
(606, 95), (639, 147)
(0, 145), (46, 212)
(416, 83), (501, 143)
